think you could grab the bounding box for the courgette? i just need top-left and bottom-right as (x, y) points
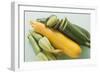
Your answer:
(27, 34), (41, 54)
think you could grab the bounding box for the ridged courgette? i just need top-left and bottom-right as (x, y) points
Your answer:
(27, 34), (41, 54)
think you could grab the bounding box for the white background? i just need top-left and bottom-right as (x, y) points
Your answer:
(0, 0), (100, 73)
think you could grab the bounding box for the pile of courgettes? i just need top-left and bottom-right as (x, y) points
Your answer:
(27, 15), (90, 61)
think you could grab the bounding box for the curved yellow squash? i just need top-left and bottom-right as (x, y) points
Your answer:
(31, 21), (81, 58)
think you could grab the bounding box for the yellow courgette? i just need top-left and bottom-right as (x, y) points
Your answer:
(31, 21), (81, 58)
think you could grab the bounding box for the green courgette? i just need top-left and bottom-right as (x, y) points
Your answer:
(27, 34), (41, 54)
